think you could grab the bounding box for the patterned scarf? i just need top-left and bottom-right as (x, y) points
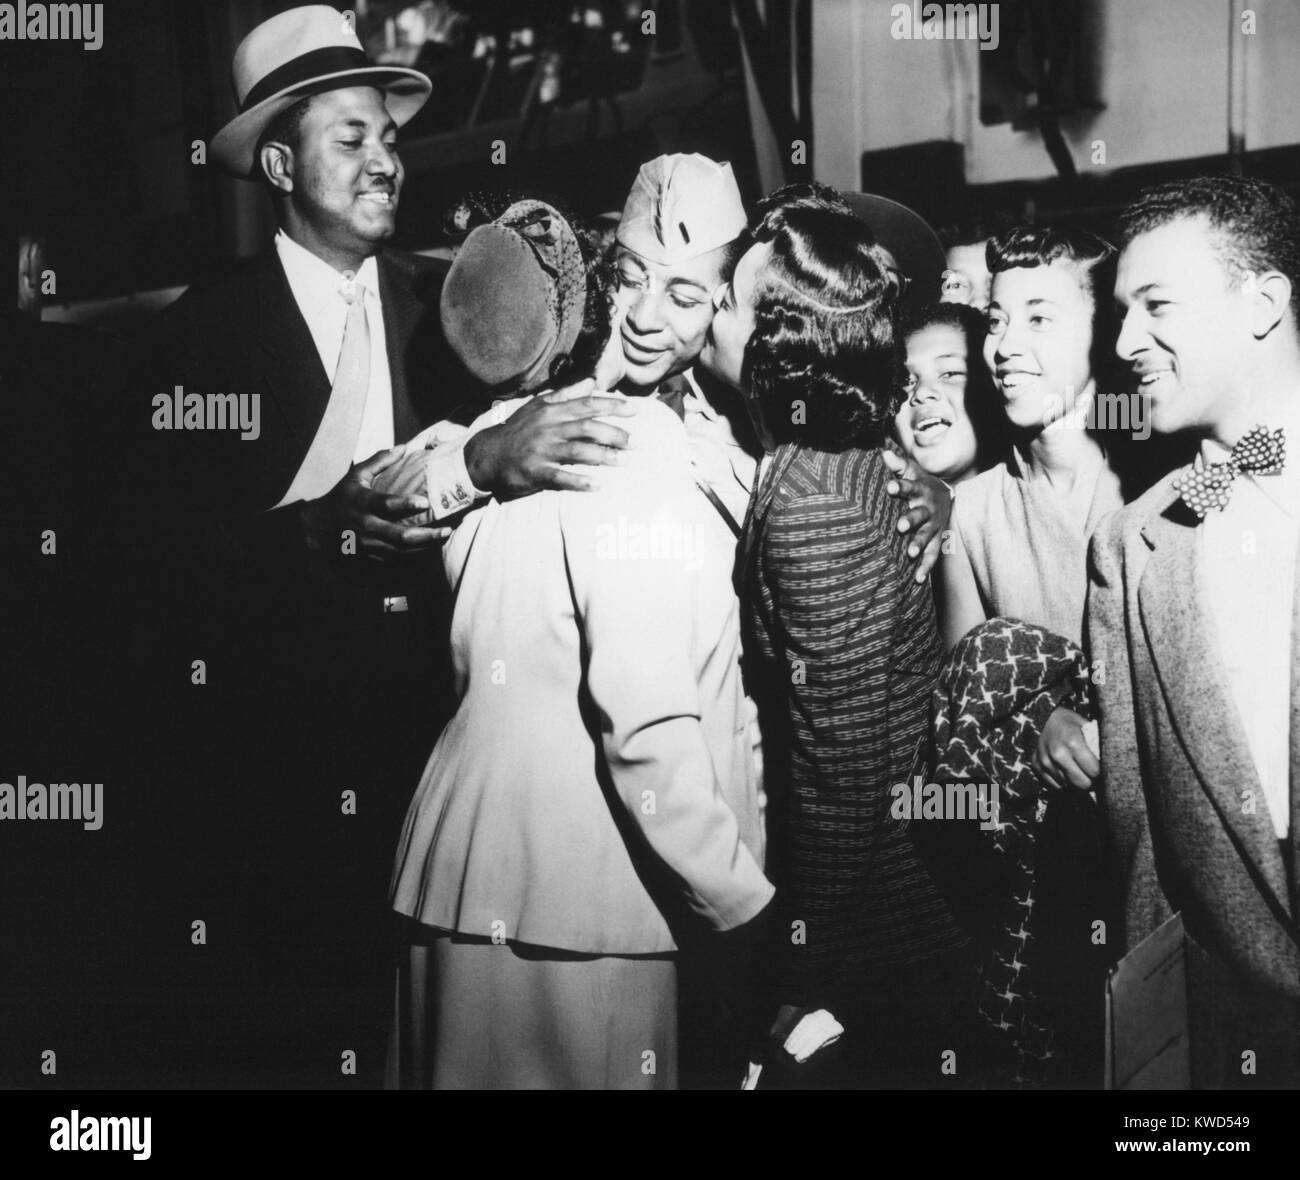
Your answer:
(920, 617), (1094, 1087)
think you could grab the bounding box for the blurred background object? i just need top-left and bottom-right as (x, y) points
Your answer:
(5, 0), (1300, 336)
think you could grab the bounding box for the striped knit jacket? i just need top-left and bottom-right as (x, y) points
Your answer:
(740, 441), (968, 1018)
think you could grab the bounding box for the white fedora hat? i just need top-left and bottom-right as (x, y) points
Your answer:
(212, 5), (432, 179)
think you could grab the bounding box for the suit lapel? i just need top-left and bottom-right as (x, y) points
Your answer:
(255, 251), (332, 457)
(378, 252), (421, 444)
(1138, 502), (1293, 914)
(1290, 527), (1300, 909)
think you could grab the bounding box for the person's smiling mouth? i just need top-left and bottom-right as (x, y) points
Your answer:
(622, 332), (667, 363)
(1131, 361), (1175, 393)
(911, 408), (953, 445)
(996, 366), (1041, 391)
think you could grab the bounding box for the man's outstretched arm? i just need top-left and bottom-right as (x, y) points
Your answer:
(369, 379), (642, 537)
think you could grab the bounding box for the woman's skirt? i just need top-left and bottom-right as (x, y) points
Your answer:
(386, 925), (678, 1090)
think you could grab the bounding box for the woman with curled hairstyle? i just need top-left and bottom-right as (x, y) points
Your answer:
(698, 191), (972, 1089)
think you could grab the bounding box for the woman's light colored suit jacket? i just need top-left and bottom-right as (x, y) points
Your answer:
(390, 395), (773, 954)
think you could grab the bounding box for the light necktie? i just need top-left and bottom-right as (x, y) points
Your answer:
(274, 279), (372, 508)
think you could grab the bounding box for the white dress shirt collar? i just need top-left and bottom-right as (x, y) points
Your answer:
(273, 230), (394, 461)
(275, 230), (382, 310)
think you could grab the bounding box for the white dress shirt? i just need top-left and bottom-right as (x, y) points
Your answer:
(1199, 403), (1300, 839)
(275, 230), (394, 462)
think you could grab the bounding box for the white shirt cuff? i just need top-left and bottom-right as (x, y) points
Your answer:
(425, 437), (487, 521)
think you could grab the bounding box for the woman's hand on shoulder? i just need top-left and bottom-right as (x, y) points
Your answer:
(882, 448), (952, 583)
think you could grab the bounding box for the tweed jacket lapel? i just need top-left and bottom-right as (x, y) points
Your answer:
(1137, 496), (1294, 919)
(1289, 527), (1300, 910)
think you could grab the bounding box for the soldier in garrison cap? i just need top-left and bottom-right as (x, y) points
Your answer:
(371, 161), (962, 1084)
(606, 154), (758, 528)
(394, 159), (954, 575)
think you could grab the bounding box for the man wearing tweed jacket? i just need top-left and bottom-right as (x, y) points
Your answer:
(1091, 176), (1300, 1088)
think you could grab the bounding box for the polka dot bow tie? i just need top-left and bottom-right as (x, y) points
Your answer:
(1174, 424), (1287, 519)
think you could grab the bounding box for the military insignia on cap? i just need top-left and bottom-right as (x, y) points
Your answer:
(616, 153), (748, 266)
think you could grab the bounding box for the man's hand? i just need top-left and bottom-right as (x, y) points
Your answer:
(464, 378), (639, 498)
(1034, 705), (1102, 792)
(882, 449), (952, 583)
(298, 447), (449, 559)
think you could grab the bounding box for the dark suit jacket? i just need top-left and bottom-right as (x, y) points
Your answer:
(1089, 472), (1300, 1088)
(143, 244), (462, 714)
(135, 245), (463, 1048)
(151, 246), (453, 510)
(740, 442), (967, 1021)
(146, 246), (455, 621)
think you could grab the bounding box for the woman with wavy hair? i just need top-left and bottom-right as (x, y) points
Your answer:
(698, 187), (972, 1089)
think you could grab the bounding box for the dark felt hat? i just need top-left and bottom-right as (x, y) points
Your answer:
(440, 200), (587, 394)
(842, 192), (945, 316)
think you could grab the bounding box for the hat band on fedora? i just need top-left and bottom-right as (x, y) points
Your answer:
(241, 45), (376, 112)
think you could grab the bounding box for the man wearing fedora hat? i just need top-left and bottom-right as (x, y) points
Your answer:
(144, 5), (635, 1087)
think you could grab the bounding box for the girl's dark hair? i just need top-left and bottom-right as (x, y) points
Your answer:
(900, 302), (1009, 472)
(744, 200), (902, 450)
(985, 223), (1119, 387)
(443, 189), (614, 389)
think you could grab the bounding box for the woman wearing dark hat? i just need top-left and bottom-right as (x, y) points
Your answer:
(698, 184), (972, 1088)
(841, 191), (948, 318)
(386, 198), (772, 1089)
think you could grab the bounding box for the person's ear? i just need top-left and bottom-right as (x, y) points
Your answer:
(259, 141), (294, 195)
(18, 237), (41, 289)
(1244, 268), (1291, 339)
(16, 235), (44, 313)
